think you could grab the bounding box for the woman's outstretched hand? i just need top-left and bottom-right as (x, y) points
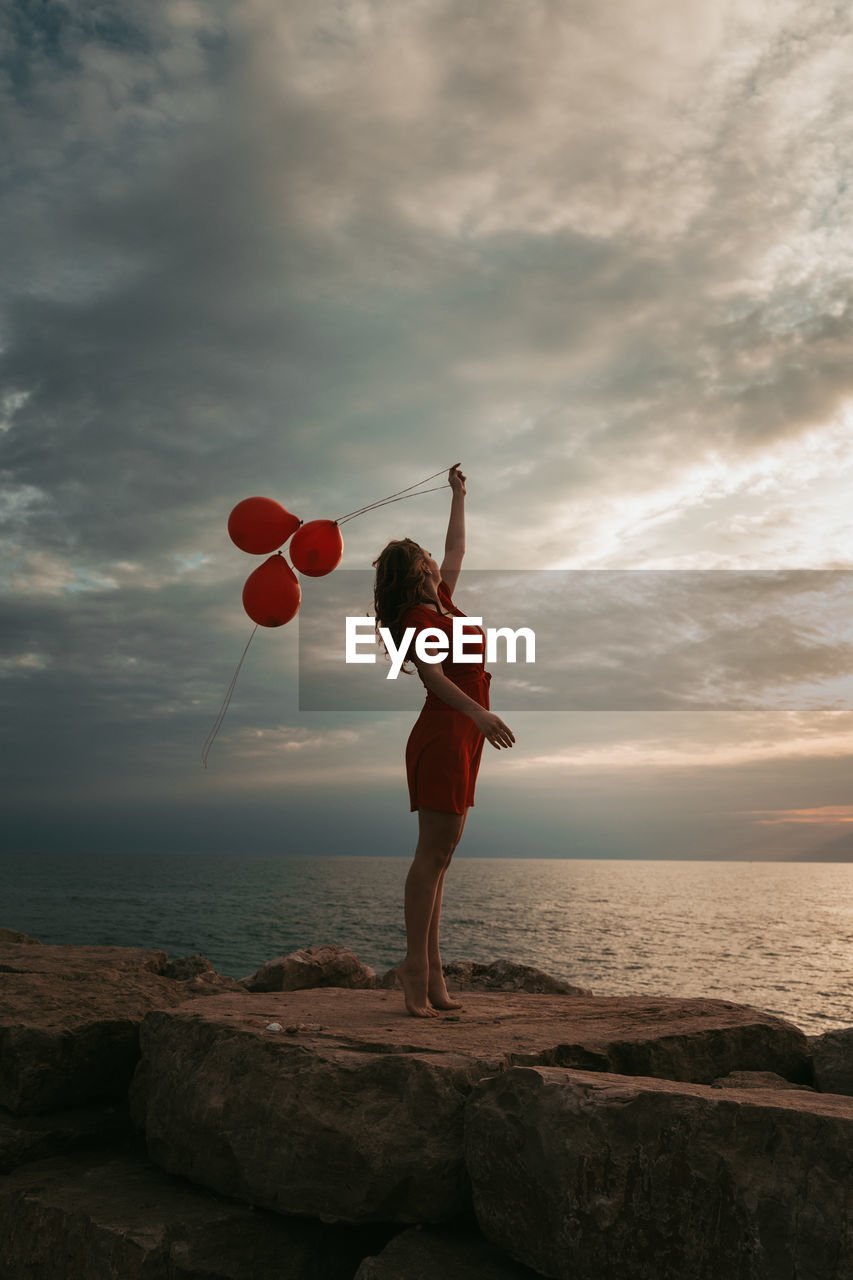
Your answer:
(474, 709), (516, 749)
(449, 463), (466, 496)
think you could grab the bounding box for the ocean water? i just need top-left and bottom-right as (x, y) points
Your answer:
(0, 854), (850, 1036)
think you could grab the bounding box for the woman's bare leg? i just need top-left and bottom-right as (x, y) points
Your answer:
(398, 808), (465, 1018)
(427, 808), (468, 1009)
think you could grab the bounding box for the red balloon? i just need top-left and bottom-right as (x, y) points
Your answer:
(290, 519), (344, 577)
(242, 554), (301, 627)
(228, 496), (301, 555)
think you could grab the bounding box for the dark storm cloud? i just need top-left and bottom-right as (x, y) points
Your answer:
(1, 1), (255, 552)
(5, 0), (853, 566)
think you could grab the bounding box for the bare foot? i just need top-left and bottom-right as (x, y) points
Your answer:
(398, 959), (439, 1018)
(428, 980), (464, 1011)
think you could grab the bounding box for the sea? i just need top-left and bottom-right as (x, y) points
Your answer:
(1, 854), (850, 1037)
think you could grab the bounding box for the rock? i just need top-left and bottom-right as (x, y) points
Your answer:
(377, 964), (403, 989)
(809, 1026), (853, 1096)
(160, 954), (216, 981)
(0, 937), (239, 990)
(176, 971), (249, 995)
(444, 960), (593, 997)
(0, 971), (194, 1115)
(465, 1066), (853, 1280)
(158, 955), (245, 995)
(0, 1151), (387, 1279)
(711, 1070), (815, 1091)
(378, 958), (591, 996)
(0, 928), (40, 945)
(354, 1224), (543, 1279)
(131, 988), (811, 1225)
(132, 993), (484, 1224)
(0, 939), (170, 976)
(0, 1101), (133, 1174)
(0, 939), (252, 1115)
(242, 943), (376, 992)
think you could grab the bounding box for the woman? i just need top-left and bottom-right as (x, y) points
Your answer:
(372, 463), (515, 1017)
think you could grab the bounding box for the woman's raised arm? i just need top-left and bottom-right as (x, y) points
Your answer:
(440, 463), (466, 594)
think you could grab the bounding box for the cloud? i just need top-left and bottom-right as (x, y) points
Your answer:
(2, 0), (853, 855)
(0, 650), (48, 677)
(298, 567), (853, 712)
(513, 713), (853, 775)
(742, 805), (853, 826)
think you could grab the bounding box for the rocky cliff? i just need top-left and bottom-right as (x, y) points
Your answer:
(1, 929), (851, 1279)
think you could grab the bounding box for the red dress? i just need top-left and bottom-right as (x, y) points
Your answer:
(402, 579), (493, 814)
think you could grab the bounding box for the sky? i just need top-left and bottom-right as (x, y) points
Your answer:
(2, 0), (853, 860)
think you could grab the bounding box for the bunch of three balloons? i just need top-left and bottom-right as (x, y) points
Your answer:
(227, 496), (344, 627)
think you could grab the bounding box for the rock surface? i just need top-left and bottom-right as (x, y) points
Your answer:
(809, 1025), (853, 1096)
(0, 1101), (133, 1174)
(380, 958), (592, 996)
(0, 938), (250, 1115)
(0, 928), (40, 945)
(242, 943), (377, 992)
(0, 969), (195, 1115)
(0, 1150), (387, 1280)
(0, 939), (171, 975)
(465, 1066), (853, 1280)
(160, 953), (216, 981)
(354, 1224), (543, 1279)
(0, 937), (243, 991)
(710, 1069), (815, 1091)
(131, 988), (811, 1224)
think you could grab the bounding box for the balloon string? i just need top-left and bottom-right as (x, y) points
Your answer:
(205, 467), (455, 767)
(202, 625), (259, 769)
(335, 466), (454, 525)
(336, 484), (448, 525)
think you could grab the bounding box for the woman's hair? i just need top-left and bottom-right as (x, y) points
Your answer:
(372, 537), (430, 675)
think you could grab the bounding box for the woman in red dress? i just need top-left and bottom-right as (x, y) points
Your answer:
(372, 464), (515, 1017)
